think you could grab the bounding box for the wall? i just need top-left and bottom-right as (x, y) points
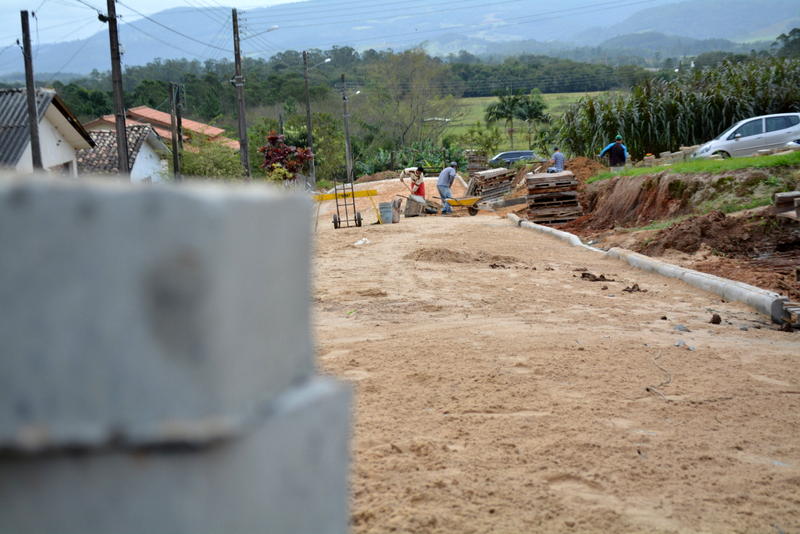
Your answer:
(16, 109), (82, 177)
(130, 141), (165, 183)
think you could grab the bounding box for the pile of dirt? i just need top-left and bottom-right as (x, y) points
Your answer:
(356, 170), (399, 184)
(405, 247), (519, 265)
(630, 210), (800, 300)
(566, 156), (606, 183)
(637, 210), (800, 258)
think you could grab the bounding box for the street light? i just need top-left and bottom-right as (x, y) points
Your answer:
(303, 52), (332, 189)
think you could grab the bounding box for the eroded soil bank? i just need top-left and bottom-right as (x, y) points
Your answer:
(566, 168), (800, 300)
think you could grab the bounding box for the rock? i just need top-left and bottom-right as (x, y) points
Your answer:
(660, 316), (668, 320)
(674, 324), (690, 332)
(675, 340), (686, 347)
(581, 272), (614, 282)
(780, 322), (794, 332)
(739, 326), (749, 331)
(710, 314), (722, 325)
(601, 285), (608, 290)
(623, 283), (646, 293)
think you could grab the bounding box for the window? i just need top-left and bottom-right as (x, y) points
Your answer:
(729, 119), (763, 139)
(766, 115), (800, 132)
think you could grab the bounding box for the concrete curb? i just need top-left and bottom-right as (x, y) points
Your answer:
(507, 214), (788, 322)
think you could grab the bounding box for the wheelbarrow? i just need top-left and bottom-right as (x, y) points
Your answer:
(434, 195), (483, 216)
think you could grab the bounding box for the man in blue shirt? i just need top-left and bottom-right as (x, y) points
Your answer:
(437, 161), (459, 215)
(599, 135), (629, 172)
(548, 147), (566, 173)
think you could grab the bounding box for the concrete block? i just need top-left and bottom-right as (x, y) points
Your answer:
(0, 377), (351, 534)
(0, 179), (315, 448)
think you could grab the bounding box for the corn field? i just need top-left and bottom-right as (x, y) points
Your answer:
(558, 58), (800, 160)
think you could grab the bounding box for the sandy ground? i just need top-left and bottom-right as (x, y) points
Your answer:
(313, 212), (800, 534)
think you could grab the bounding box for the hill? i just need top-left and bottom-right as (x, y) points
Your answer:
(581, 0), (800, 43)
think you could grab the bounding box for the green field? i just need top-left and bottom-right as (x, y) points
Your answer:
(446, 91), (613, 152)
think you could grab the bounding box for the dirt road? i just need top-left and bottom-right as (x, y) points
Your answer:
(313, 214), (800, 534)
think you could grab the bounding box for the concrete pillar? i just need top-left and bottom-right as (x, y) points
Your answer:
(0, 177), (350, 533)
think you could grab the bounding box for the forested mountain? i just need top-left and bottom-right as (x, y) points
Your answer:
(580, 0), (800, 43)
(1, 0), (793, 77)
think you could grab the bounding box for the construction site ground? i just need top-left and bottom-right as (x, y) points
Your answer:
(314, 211), (800, 534)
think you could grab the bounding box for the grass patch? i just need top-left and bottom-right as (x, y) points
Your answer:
(446, 91), (612, 151)
(587, 150), (800, 184)
(716, 196), (773, 214)
(620, 215), (693, 233)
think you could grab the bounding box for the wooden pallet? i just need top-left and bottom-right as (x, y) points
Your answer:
(529, 191), (578, 202)
(527, 206), (582, 218)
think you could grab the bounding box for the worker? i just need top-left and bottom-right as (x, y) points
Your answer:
(547, 147), (566, 173)
(400, 166), (426, 199)
(437, 161), (458, 215)
(599, 134), (629, 172)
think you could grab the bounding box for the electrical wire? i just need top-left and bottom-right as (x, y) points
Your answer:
(121, 18), (220, 61)
(116, 0), (232, 53)
(66, 0), (102, 12)
(245, 0), (660, 52)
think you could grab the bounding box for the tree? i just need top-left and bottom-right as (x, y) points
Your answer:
(485, 93), (522, 149)
(514, 89), (549, 150)
(456, 122), (503, 156)
(180, 138), (243, 179)
(361, 49), (458, 152)
(775, 28), (800, 58)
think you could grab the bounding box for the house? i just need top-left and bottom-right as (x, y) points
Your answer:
(0, 88), (95, 176)
(77, 124), (169, 183)
(84, 106), (239, 150)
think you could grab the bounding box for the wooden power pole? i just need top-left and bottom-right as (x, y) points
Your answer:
(231, 9), (251, 179)
(106, 0), (129, 175)
(20, 11), (42, 170)
(169, 82), (182, 181)
(302, 50), (315, 188)
(340, 74), (354, 184)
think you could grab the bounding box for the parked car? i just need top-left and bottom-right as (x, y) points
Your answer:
(489, 150), (541, 165)
(693, 113), (800, 159)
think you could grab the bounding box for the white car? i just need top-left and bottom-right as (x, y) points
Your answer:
(693, 113), (800, 158)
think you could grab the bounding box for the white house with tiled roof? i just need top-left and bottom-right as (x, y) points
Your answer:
(77, 124), (168, 183)
(0, 88), (94, 176)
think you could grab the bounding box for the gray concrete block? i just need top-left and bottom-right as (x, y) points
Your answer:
(0, 179), (315, 448)
(0, 377), (351, 534)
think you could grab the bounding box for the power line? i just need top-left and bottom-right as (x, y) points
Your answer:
(248, 0), (659, 53)
(66, 0), (103, 12)
(121, 16), (220, 61)
(243, 0), (524, 38)
(116, 1), (232, 53)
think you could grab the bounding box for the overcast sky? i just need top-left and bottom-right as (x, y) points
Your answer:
(0, 1), (300, 46)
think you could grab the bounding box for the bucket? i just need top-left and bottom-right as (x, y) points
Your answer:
(379, 202), (393, 224)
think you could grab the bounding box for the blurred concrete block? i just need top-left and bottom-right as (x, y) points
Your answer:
(0, 377), (351, 534)
(0, 179), (314, 449)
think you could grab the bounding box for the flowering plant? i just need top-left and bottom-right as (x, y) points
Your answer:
(258, 130), (313, 179)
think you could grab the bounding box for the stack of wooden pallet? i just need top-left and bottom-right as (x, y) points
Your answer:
(526, 170), (582, 224)
(466, 151), (489, 178)
(467, 167), (516, 201)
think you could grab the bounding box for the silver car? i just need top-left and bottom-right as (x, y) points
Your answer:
(693, 112), (800, 158)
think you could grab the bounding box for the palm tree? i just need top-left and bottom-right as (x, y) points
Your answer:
(485, 93), (522, 149)
(515, 90), (549, 150)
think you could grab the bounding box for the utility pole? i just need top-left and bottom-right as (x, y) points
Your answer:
(169, 82), (182, 181)
(105, 0), (129, 175)
(340, 73), (354, 184)
(231, 8), (251, 179)
(20, 11), (42, 170)
(302, 50), (315, 188)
